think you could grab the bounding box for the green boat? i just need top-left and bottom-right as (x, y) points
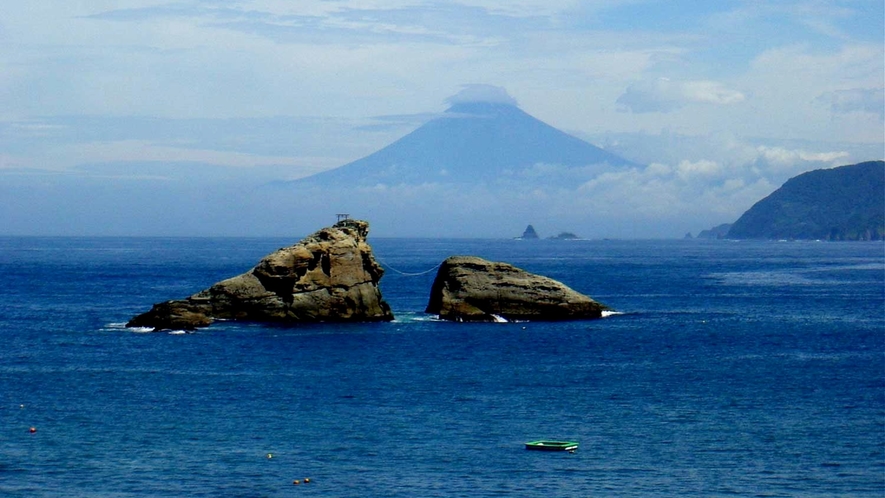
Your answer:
(524, 440), (578, 451)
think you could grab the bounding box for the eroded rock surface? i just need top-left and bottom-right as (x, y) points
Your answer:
(127, 219), (393, 331)
(425, 256), (608, 322)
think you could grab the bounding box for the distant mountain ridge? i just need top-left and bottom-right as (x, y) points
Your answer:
(294, 101), (636, 187)
(696, 223), (733, 239)
(726, 160), (884, 241)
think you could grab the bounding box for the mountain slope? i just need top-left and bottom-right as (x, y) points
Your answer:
(727, 160), (884, 240)
(295, 101), (635, 187)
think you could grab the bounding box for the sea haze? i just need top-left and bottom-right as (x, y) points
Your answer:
(0, 237), (882, 497)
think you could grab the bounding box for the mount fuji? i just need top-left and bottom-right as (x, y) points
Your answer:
(258, 87), (646, 237)
(294, 98), (637, 188)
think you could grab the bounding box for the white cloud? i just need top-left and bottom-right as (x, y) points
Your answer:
(734, 43), (883, 140)
(756, 146), (851, 168)
(445, 84), (519, 106)
(561, 129), (874, 234)
(0, 154), (23, 169)
(68, 140), (321, 171)
(571, 157), (765, 229)
(617, 78), (745, 113)
(0, 1), (882, 237)
(815, 88), (885, 120)
(675, 159), (721, 180)
(748, 44), (883, 91)
(2, 138), (335, 178)
(681, 81), (746, 105)
(452, 0), (588, 17)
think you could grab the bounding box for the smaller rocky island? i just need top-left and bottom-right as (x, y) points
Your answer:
(127, 219), (393, 331)
(517, 224), (540, 240)
(549, 232), (580, 240)
(425, 256), (609, 322)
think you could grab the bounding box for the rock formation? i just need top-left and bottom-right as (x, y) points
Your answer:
(727, 160), (884, 241)
(549, 231), (580, 240)
(425, 256), (609, 322)
(696, 223), (732, 240)
(519, 225), (539, 239)
(127, 219), (393, 331)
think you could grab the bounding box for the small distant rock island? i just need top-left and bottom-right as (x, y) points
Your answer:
(127, 219), (393, 331)
(518, 224), (539, 239)
(549, 232), (580, 240)
(425, 256), (609, 322)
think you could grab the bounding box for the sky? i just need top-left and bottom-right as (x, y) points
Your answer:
(1, 0), (883, 237)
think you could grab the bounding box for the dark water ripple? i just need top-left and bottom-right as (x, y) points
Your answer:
(0, 238), (882, 497)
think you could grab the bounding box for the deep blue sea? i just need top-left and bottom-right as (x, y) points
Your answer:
(1, 237), (883, 497)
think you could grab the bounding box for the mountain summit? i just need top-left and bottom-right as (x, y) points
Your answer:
(296, 94), (635, 187)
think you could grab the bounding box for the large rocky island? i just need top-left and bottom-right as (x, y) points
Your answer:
(127, 219), (393, 331)
(726, 160), (884, 241)
(426, 256), (609, 322)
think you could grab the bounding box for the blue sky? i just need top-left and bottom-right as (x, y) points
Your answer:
(1, 1), (883, 237)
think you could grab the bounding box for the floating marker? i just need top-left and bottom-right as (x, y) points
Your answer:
(29, 427), (36, 434)
(266, 453), (273, 459)
(293, 480), (300, 485)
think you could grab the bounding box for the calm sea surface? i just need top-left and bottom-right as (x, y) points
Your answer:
(0, 237), (882, 497)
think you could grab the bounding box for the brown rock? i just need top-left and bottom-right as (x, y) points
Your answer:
(425, 256), (609, 322)
(127, 219), (393, 331)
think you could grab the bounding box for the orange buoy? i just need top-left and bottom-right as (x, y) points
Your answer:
(29, 427), (36, 433)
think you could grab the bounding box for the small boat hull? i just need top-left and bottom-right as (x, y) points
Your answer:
(524, 440), (578, 451)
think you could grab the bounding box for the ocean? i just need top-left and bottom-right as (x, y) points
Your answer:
(1, 237), (882, 497)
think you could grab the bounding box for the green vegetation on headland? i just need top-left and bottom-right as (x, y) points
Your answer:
(700, 161), (884, 241)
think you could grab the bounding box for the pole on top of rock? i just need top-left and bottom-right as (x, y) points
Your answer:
(336, 214), (350, 222)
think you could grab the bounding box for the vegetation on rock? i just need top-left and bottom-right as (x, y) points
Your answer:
(727, 161), (884, 241)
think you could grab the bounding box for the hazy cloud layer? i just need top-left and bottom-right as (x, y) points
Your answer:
(816, 88), (885, 120)
(0, 1), (882, 237)
(446, 84), (519, 106)
(617, 78), (746, 113)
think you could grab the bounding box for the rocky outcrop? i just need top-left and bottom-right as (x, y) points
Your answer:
(727, 161), (884, 241)
(127, 219), (393, 331)
(519, 225), (540, 239)
(425, 256), (609, 322)
(549, 231), (580, 240)
(697, 223), (732, 240)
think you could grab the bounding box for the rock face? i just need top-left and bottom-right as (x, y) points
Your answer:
(127, 219), (393, 331)
(549, 231), (580, 240)
(727, 161), (884, 240)
(425, 256), (609, 322)
(697, 223), (733, 240)
(519, 225), (539, 239)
